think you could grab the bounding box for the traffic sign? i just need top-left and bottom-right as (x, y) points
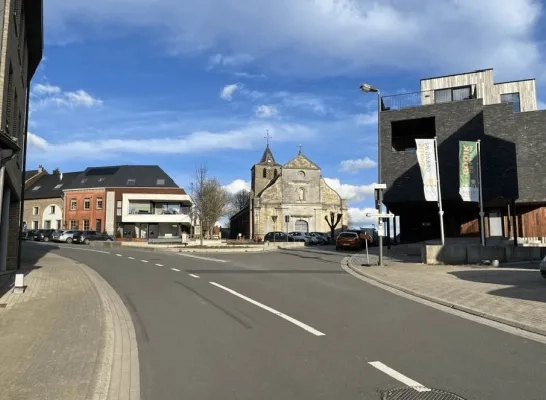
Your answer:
(365, 212), (396, 219)
(377, 223), (385, 237)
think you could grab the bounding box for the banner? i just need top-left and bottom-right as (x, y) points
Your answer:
(415, 138), (439, 202)
(458, 141), (479, 202)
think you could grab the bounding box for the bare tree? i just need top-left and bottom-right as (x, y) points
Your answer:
(229, 189), (250, 216)
(325, 212), (343, 243)
(190, 165), (231, 245)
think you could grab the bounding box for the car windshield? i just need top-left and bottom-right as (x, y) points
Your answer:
(339, 232), (357, 238)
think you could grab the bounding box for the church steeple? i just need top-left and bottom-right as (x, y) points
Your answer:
(258, 144), (279, 165)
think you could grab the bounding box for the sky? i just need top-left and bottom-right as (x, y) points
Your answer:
(27, 0), (546, 228)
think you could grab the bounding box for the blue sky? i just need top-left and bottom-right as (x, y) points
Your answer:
(27, 0), (546, 226)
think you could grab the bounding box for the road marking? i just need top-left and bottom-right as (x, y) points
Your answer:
(189, 274), (200, 278)
(178, 253), (229, 263)
(155, 263), (164, 267)
(171, 268), (181, 272)
(116, 254), (123, 257)
(128, 257), (135, 260)
(209, 282), (325, 336)
(141, 260), (149, 263)
(368, 361), (430, 392)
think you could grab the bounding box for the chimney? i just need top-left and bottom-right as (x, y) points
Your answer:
(60, 173), (63, 181)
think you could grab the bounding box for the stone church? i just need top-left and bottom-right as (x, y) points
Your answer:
(230, 145), (348, 240)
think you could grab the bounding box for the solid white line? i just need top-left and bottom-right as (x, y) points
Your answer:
(171, 268), (181, 272)
(53, 245), (110, 254)
(116, 254), (123, 257)
(128, 257), (135, 260)
(141, 260), (149, 263)
(368, 361), (430, 392)
(155, 263), (164, 267)
(209, 282), (325, 336)
(178, 253), (228, 263)
(189, 274), (200, 278)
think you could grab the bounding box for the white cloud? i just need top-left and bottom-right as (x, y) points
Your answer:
(274, 91), (327, 114)
(255, 104), (278, 118)
(220, 83), (241, 100)
(339, 157), (377, 173)
(43, 0), (546, 80)
(232, 72), (266, 79)
(31, 82), (103, 110)
(27, 122), (315, 161)
(27, 132), (49, 151)
(348, 207), (379, 227)
(223, 179), (251, 194)
(323, 177), (375, 202)
(355, 112), (377, 125)
(209, 53), (254, 69)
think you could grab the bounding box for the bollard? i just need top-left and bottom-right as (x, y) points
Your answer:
(13, 273), (25, 294)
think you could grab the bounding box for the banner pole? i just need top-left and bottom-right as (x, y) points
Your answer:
(477, 140), (485, 246)
(434, 138), (445, 245)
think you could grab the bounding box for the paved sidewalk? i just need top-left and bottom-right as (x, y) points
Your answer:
(0, 246), (139, 400)
(348, 254), (546, 337)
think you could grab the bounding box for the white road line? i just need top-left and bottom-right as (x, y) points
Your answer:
(368, 361), (430, 392)
(141, 260), (149, 263)
(189, 274), (200, 278)
(128, 257), (135, 260)
(51, 245), (110, 254)
(178, 253), (229, 263)
(155, 263), (164, 267)
(209, 282), (325, 337)
(171, 268), (181, 272)
(116, 254), (123, 257)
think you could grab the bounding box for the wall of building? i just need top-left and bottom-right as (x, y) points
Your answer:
(494, 80), (537, 112)
(63, 189), (106, 231)
(23, 197), (63, 229)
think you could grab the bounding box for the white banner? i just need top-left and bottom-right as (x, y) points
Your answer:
(415, 139), (439, 202)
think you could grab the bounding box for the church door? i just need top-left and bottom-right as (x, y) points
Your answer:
(295, 219), (308, 233)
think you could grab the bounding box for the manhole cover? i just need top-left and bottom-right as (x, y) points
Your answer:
(380, 387), (468, 400)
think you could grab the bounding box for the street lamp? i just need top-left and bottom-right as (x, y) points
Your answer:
(360, 82), (384, 265)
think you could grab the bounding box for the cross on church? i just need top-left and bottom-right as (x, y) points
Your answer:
(264, 130), (272, 146)
(298, 144), (302, 153)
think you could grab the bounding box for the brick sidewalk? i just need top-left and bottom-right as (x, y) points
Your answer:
(348, 254), (546, 337)
(0, 247), (139, 400)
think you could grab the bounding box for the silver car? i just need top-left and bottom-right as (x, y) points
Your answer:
(52, 230), (78, 243)
(540, 256), (546, 279)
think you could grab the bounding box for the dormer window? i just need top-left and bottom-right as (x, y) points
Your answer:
(54, 184), (63, 189)
(127, 179), (136, 186)
(81, 178), (88, 184)
(156, 178), (165, 185)
(98, 177), (105, 182)
(434, 85), (472, 104)
(32, 186), (40, 191)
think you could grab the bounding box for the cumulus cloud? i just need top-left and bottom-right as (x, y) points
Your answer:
(44, 0), (546, 79)
(223, 179), (251, 194)
(255, 104), (278, 118)
(31, 82), (103, 110)
(220, 83), (241, 100)
(323, 177), (375, 202)
(347, 207), (379, 227)
(339, 157), (377, 173)
(32, 83), (61, 95)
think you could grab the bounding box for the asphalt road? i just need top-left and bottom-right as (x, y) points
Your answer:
(26, 242), (546, 400)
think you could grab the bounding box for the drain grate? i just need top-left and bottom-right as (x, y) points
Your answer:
(380, 387), (468, 400)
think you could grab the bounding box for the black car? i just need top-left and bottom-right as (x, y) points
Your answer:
(264, 231), (296, 242)
(33, 229), (56, 242)
(72, 231), (115, 244)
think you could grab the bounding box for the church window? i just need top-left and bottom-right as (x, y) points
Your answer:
(274, 169), (278, 177)
(298, 187), (305, 201)
(263, 168), (267, 178)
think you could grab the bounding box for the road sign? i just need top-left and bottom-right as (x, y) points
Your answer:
(377, 223), (385, 237)
(374, 183), (387, 190)
(365, 213), (396, 219)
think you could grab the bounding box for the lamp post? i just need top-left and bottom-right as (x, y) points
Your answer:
(360, 83), (384, 265)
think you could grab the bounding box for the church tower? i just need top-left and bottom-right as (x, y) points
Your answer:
(251, 144), (281, 196)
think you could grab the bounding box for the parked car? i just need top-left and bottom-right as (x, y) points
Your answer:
(72, 231), (115, 244)
(289, 232), (318, 245)
(263, 232), (303, 242)
(52, 230), (80, 243)
(33, 229), (56, 242)
(21, 229), (36, 240)
(309, 232), (329, 245)
(540, 256), (546, 279)
(336, 232), (362, 251)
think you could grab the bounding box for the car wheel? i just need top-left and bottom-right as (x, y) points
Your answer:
(106, 238), (113, 242)
(84, 238), (90, 245)
(66, 238), (72, 243)
(336, 246), (340, 251)
(43, 237), (49, 242)
(541, 271), (546, 279)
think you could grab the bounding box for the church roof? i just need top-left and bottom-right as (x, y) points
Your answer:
(283, 151), (320, 170)
(257, 145), (280, 166)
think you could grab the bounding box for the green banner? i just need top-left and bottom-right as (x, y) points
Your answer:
(459, 141), (479, 202)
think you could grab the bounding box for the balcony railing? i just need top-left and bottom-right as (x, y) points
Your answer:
(380, 90), (477, 111)
(128, 207), (191, 215)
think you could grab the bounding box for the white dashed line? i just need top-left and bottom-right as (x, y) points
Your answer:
(141, 260), (149, 263)
(171, 268), (181, 272)
(128, 257), (135, 260)
(116, 254), (123, 257)
(368, 361), (430, 392)
(155, 263), (164, 267)
(188, 274), (200, 278)
(177, 253), (229, 263)
(210, 281), (326, 337)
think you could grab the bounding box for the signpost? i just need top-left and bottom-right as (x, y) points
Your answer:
(366, 211), (395, 266)
(271, 216), (278, 244)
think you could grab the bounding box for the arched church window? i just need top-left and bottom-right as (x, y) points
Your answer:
(263, 168), (267, 178)
(274, 169), (278, 178)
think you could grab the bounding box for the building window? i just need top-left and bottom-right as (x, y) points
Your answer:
(157, 178), (165, 185)
(32, 206), (39, 215)
(84, 198), (91, 210)
(96, 219), (102, 232)
(32, 221), (38, 229)
(96, 197), (103, 209)
(44, 220), (51, 229)
(56, 220), (62, 230)
(83, 219), (90, 230)
(434, 85), (472, 104)
(126, 179), (136, 186)
(391, 117), (436, 152)
(50, 205), (55, 214)
(262, 168), (267, 178)
(70, 220), (77, 229)
(70, 199), (77, 210)
(501, 92), (521, 113)
(116, 200), (122, 216)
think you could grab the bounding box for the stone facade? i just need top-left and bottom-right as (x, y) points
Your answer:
(22, 197), (64, 230)
(237, 148), (348, 239)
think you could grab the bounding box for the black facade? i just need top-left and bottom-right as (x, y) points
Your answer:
(380, 97), (546, 241)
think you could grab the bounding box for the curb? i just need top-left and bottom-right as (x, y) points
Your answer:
(75, 260), (141, 400)
(347, 255), (546, 338)
(90, 242), (281, 254)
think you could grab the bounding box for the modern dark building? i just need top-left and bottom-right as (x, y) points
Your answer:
(0, 0), (43, 270)
(379, 68), (546, 243)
